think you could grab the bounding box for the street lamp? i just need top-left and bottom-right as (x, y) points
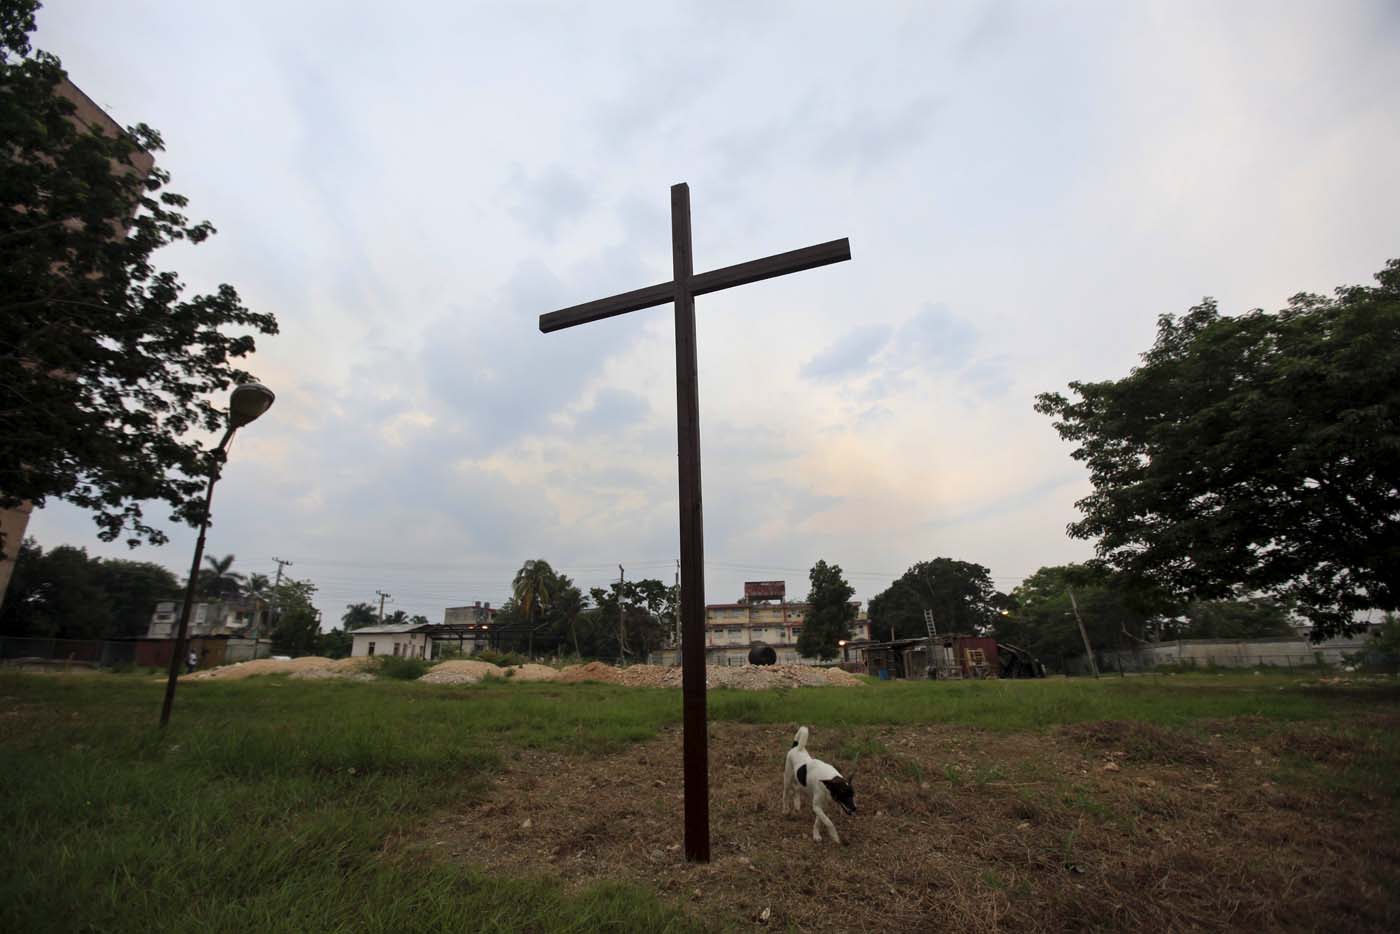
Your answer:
(159, 382), (275, 728)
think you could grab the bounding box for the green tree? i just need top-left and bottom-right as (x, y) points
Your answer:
(243, 572), (271, 636)
(198, 553), (243, 599)
(1036, 260), (1400, 639)
(0, 1), (278, 549)
(1181, 598), (1294, 639)
(547, 576), (586, 658)
(95, 558), (180, 638)
(867, 557), (1003, 641)
(512, 559), (557, 626)
(797, 560), (855, 660)
(588, 578), (670, 661)
(511, 559), (558, 656)
(317, 628), (352, 659)
(341, 602), (377, 630)
(268, 577), (319, 656)
(0, 540), (110, 637)
(382, 609), (409, 627)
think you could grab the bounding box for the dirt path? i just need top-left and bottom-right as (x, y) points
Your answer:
(420, 719), (1398, 932)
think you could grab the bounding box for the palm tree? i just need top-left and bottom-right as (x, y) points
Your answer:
(200, 554), (245, 600)
(512, 559), (557, 658)
(245, 572), (271, 637)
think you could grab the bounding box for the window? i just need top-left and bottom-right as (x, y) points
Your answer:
(368, 642), (376, 656)
(393, 643), (400, 656)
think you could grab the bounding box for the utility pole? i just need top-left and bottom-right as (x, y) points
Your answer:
(617, 564), (627, 665)
(376, 590), (392, 624)
(1068, 588), (1099, 678)
(264, 556), (293, 640)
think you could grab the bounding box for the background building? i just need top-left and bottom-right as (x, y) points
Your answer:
(653, 581), (870, 666)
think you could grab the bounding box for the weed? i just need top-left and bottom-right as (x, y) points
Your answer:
(371, 656), (432, 680)
(897, 757), (926, 784)
(836, 735), (888, 762)
(476, 649), (528, 668)
(973, 763), (1007, 785)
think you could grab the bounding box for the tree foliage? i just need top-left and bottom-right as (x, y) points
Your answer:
(0, 2), (278, 549)
(341, 602), (378, 630)
(1036, 260), (1400, 638)
(588, 578), (675, 661)
(512, 559), (557, 628)
(268, 577), (319, 656)
(1181, 598), (1293, 640)
(797, 560), (854, 661)
(867, 557), (1005, 641)
(0, 538), (179, 638)
(198, 553), (243, 599)
(316, 628), (352, 659)
(994, 564), (1164, 666)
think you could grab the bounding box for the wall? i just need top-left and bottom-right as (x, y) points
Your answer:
(1140, 635), (1370, 668)
(351, 630), (432, 658)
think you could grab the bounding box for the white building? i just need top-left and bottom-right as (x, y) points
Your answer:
(349, 623), (434, 659)
(147, 599), (263, 638)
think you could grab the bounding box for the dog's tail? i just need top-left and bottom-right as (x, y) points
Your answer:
(792, 725), (809, 751)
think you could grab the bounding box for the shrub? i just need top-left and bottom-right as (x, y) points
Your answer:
(475, 649), (527, 668)
(372, 656), (432, 681)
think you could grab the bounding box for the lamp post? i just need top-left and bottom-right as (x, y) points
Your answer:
(159, 382), (275, 728)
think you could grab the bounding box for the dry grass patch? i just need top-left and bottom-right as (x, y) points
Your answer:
(421, 719), (1399, 932)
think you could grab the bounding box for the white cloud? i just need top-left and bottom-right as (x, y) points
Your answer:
(25, 0), (1400, 621)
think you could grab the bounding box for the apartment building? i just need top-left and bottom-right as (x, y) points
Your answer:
(653, 580), (871, 666)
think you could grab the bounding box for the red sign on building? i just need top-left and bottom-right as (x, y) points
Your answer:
(743, 581), (786, 602)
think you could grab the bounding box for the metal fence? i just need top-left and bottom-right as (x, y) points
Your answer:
(0, 636), (272, 670)
(0, 636), (135, 668)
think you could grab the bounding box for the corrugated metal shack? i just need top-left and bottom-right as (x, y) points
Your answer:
(851, 636), (1000, 680)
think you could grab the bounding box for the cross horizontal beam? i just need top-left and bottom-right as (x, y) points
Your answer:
(538, 237), (851, 333)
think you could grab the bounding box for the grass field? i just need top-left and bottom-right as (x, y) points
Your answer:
(1, 671), (1396, 932)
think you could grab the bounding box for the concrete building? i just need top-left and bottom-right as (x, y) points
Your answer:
(350, 623), (434, 659)
(147, 598), (263, 639)
(653, 580), (871, 666)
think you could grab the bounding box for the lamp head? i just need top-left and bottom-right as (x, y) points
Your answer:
(229, 382), (275, 428)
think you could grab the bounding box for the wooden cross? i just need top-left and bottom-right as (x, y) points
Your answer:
(539, 182), (851, 862)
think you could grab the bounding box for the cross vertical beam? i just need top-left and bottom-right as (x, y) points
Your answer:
(538, 182), (850, 864)
(670, 183), (709, 863)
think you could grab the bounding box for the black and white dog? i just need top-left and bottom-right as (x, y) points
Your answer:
(782, 725), (856, 843)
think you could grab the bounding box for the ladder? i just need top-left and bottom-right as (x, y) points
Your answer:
(923, 610), (961, 679)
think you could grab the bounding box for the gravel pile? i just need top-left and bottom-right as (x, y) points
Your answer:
(186, 656), (344, 681)
(187, 655), (860, 690)
(419, 659), (505, 684)
(509, 663), (562, 682)
(554, 661), (862, 690)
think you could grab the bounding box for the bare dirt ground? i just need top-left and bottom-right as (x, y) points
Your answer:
(419, 718), (1399, 932)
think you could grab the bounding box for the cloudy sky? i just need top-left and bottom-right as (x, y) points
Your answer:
(28, 0), (1400, 624)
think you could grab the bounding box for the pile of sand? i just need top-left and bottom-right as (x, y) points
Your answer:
(509, 663), (561, 682)
(553, 661), (862, 690)
(186, 656), (341, 681)
(419, 659), (504, 684)
(186, 655), (859, 690)
(289, 667), (375, 682)
(556, 660), (629, 685)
